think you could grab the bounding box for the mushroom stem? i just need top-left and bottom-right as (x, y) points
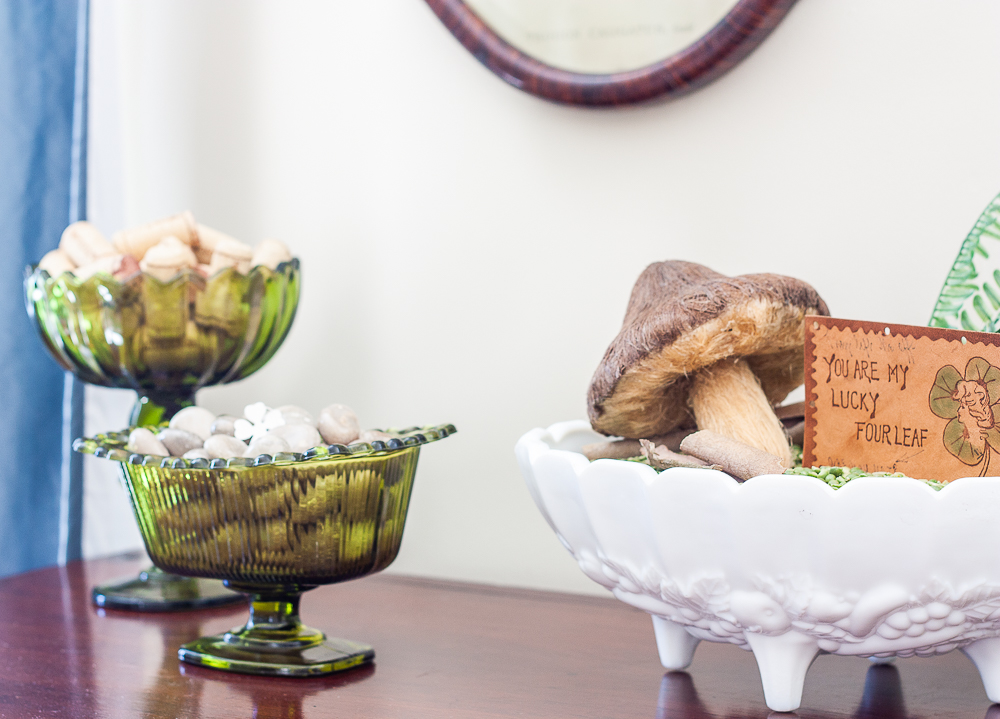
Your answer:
(688, 358), (792, 467)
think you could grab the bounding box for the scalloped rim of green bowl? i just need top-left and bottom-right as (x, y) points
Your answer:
(26, 256), (300, 288)
(73, 423), (457, 470)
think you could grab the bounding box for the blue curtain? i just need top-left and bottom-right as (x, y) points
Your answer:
(0, 0), (87, 575)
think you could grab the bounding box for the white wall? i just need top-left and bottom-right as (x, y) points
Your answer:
(84, 0), (1000, 595)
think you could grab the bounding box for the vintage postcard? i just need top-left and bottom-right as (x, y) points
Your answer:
(805, 317), (1000, 480)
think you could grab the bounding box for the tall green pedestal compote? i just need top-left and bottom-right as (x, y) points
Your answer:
(75, 424), (455, 676)
(25, 259), (300, 610)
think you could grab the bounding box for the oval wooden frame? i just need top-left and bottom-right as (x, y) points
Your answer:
(424, 0), (799, 106)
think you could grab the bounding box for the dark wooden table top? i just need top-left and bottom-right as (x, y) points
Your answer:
(0, 553), (995, 718)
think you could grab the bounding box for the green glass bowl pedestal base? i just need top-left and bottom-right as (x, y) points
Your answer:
(130, 391), (195, 429)
(27, 260), (304, 613)
(93, 567), (242, 612)
(73, 423), (456, 662)
(178, 585), (374, 676)
(99, 389), (241, 613)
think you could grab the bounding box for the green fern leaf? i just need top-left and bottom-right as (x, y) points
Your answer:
(941, 284), (979, 298)
(930, 191), (1000, 331)
(974, 295), (992, 323)
(984, 281), (1000, 310)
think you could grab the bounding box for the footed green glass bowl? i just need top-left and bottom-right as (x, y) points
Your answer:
(26, 260), (301, 612)
(74, 423), (456, 677)
(25, 260), (300, 426)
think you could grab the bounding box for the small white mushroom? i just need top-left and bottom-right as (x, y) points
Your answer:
(318, 404), (360, 445)
(169, 406), (217, 442)
(204, 434), (248, 459)
(194, 223), (238, 265)
(38, 249), (76, 276)
(72, 253), (141, 283)
(139, 235), (198, 281)
(251, 238), (292, 271)
(208, 237), (253, 275)
(182, 448), (211, 460)
(60, 221), (116, 266)
(115, 254), (142, 281)
(113, 211), (197, 261)
(157, 428), (204, 457)
(128, 427), (169, 456)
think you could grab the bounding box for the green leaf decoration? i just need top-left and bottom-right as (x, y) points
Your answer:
(930, 191), (1000, 331)
(943, 417), (987, 466)
(964, 357), (1000, 405)
(929, 365), (962, 418)
(985, 427), (1000, 454)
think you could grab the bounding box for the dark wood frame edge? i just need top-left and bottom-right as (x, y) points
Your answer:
(423, 0), (800, 106)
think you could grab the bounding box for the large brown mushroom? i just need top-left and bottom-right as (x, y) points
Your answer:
(587, 261), (829, 467)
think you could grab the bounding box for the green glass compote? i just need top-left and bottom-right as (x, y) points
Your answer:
(75, 424), (455, 676)
(25, 259), (300, 610)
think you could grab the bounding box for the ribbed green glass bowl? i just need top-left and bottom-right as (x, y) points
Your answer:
(25, 260), (300, 425)
(74, 424), (456, 676)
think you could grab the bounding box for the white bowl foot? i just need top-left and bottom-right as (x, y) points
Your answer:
(867, 655), (896, 664)
(746, 631), (820, 713)
(652, 616), (700, 670)
(962, 637), (1000, 702)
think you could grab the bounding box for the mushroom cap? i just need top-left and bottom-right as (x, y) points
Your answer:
(587, 261), (829, 438)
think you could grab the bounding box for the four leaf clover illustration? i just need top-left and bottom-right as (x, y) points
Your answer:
(929, 357), (1000, 473)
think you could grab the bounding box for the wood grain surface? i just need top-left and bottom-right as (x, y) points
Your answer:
(423, 0), (798, 106)
(0, 553), (995, 718)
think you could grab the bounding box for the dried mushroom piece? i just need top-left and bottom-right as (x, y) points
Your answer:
(680, 430), (786, 481)
(587, 261), (828, 466)
(639, 439), (714, 471)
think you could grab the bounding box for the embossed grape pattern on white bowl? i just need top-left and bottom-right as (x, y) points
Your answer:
(516, 420), (1000, 713)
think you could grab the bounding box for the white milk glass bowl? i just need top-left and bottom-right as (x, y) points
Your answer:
(516, 420), (1000, 713)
